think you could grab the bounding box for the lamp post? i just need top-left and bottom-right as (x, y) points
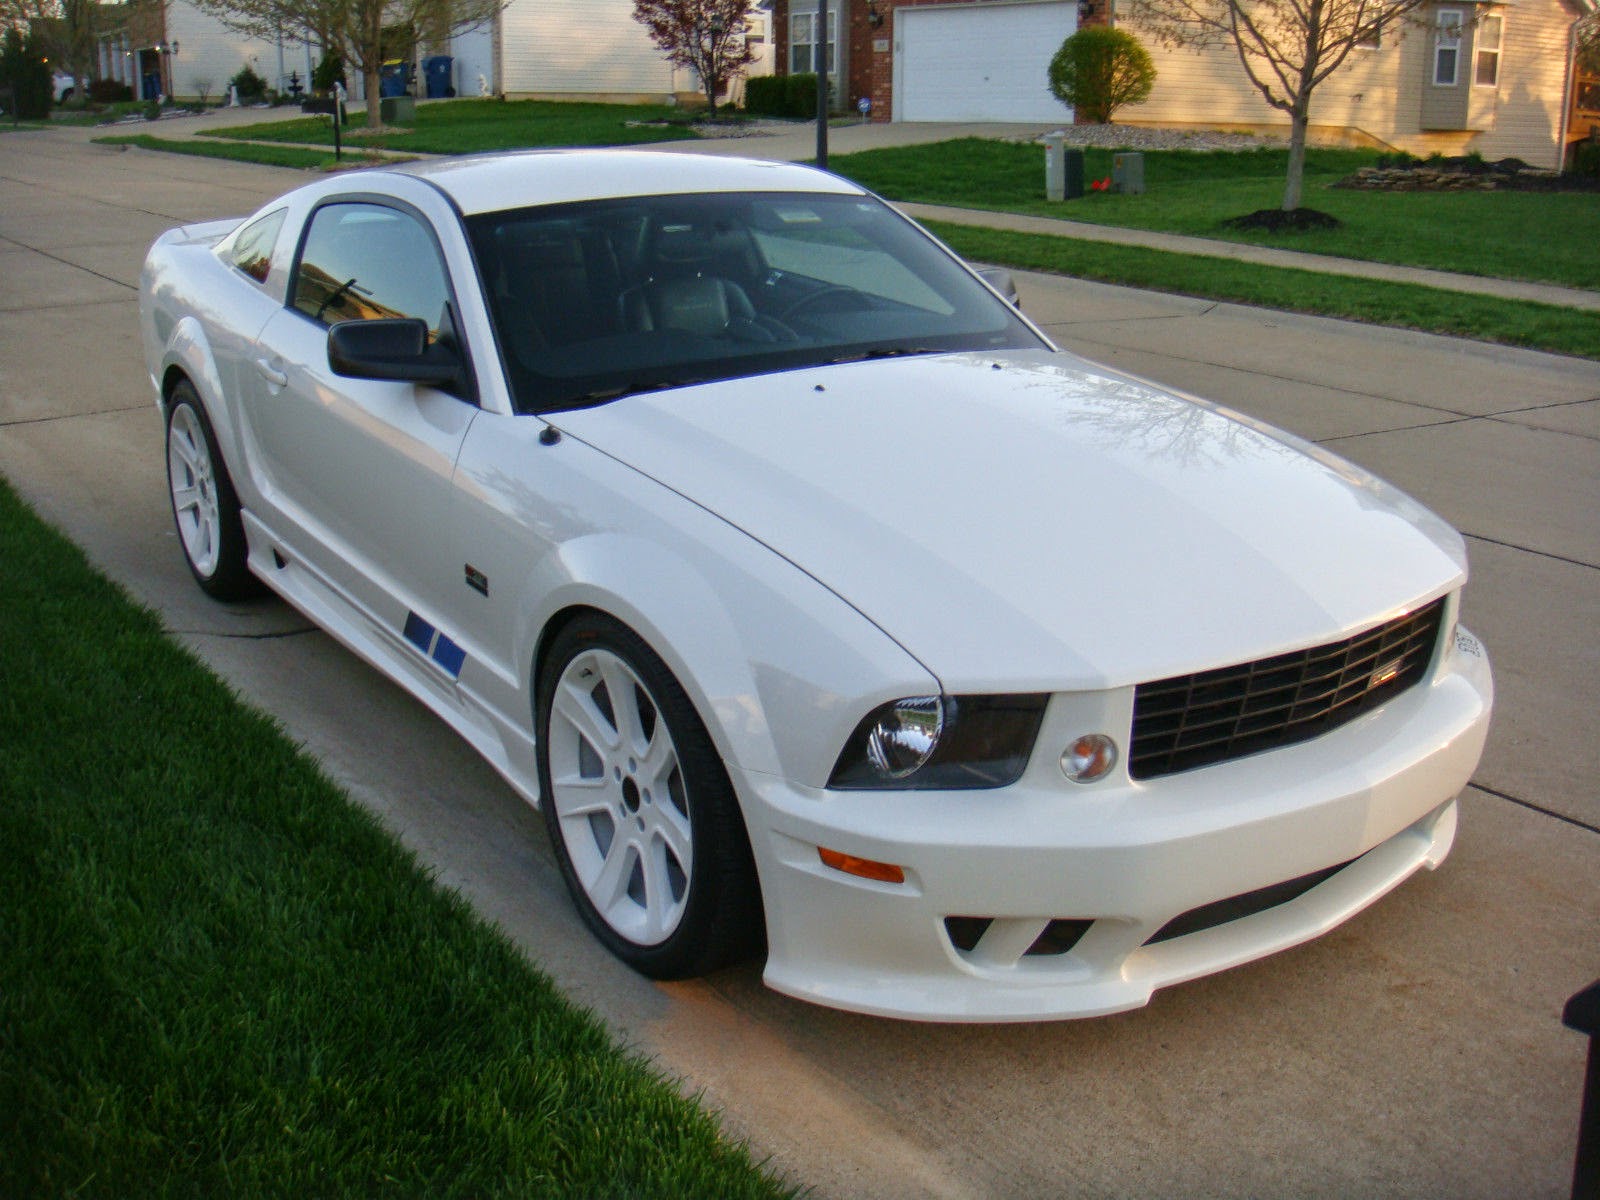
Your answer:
(814, 0), (828, 169)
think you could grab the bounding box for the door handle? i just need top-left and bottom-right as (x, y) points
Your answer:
(255, 358), (288, 388)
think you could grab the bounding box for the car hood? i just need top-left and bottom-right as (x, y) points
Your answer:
(555, 350), (1466, 691)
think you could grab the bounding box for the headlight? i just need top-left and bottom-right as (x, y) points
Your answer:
(828, 694), (1048, 790)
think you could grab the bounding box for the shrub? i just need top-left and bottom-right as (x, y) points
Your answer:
(744, 72), (831, 119)
(1573, 138), (1600, 181)
(1047, 27), (1156, 124)
(0, 28), (53, 120)
(312, 52), (345, 95)
(88, 77), (135, 104)
(744, 73), (786, 116)
(229, 64), (268, 102)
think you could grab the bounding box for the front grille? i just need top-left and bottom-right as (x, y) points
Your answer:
(1130, 599), (1445, 781)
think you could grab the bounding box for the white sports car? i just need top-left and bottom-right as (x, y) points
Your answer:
(141, 150), (1492, 1021)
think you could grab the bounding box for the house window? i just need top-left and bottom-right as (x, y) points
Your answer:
(1433, 8), (1463, 86)
(1474, 13), (1502, 87)
(790, 7), (836, 74)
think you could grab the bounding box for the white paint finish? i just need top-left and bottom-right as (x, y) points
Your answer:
(560, 350), (1466, 693)
(894, 0), (1076, 122)
(498, 0), (678, 95)
(140, 153), (1495, 1020)
(392, 148), (857, 213)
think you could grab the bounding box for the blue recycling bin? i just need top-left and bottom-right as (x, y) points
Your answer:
(379, 60), (408, 98)
(423, 56), (453, 99)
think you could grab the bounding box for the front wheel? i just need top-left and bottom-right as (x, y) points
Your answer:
(537, 614), (762, 979)
(165, 380), (260, 600)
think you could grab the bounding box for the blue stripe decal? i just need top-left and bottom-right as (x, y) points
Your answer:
(403, 611), (436, 655)
(431, 634), (466, 679)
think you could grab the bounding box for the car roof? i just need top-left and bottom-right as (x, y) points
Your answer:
(385, 149), (865, 215)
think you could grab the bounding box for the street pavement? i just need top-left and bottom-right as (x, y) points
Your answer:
(1, 123), (1597, 1199)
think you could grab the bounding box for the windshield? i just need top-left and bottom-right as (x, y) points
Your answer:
(466, 191), (1045, 414)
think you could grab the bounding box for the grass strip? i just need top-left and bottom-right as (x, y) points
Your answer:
(0, 478), (793, 1199)
(200, 97), (700, 154)
(93, 133), (361, 170)
(833, 139), (1600, 290)
(929, 221), (1600, 361)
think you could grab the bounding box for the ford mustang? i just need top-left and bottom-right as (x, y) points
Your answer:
(141, 150), (1492, 1021)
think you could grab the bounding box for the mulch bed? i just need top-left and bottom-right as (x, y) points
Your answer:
(1221, 208), (1343, 232)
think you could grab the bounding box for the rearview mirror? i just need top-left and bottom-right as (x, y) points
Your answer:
(328, 318), (466, 392)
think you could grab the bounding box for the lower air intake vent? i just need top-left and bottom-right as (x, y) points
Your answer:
(1145, 858), (1358, 946)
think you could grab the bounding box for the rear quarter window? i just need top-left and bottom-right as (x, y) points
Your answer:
(228, 208), (287, 285)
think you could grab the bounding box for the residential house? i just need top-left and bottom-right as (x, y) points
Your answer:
(99, 0), (768, 107)
(95, 0), (318, 101)
(1121, 0), (1597, 169)
(768, 0), (1594, 169)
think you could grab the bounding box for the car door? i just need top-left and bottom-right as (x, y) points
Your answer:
(247, 197), (479, 642)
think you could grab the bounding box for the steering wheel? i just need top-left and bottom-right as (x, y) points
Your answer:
(780, 286), (861, 320)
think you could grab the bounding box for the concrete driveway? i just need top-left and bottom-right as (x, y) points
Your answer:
(2, 128), (1596, 1199)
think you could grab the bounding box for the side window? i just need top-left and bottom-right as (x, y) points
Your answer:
(291, 202), (450, 335)
(1433, 9), (1462, 86)
(229, 208), (287, 284)
(1474, 14), (1502, 87)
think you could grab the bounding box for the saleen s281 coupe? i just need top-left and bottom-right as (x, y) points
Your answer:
(141, 150), (1492, 1021)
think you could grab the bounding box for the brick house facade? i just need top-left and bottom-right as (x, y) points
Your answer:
(771, 0), (1104, 122)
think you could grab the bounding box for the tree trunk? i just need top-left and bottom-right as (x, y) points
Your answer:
(1282, 106), (1309, 211)
(364, 63), (382, 129)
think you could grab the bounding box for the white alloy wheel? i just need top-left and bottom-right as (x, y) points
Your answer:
(163, 381), (259, 600)
(167, 402), (222, 578)
(547, 646), (695, 947)
(537, 614), (761, 979)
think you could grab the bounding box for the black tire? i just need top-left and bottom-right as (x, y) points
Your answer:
(164, 379), (261, 601)
(536, 612), (763, 979)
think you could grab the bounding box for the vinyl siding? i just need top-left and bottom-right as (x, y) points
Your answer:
(1119, 0), (1582, 169)
(499, 0), (679, 96)
(165, 3), (315, 100)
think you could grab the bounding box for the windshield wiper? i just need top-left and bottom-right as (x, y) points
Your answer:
(821, 346), (941, 366)
(550, 378), (698, 410)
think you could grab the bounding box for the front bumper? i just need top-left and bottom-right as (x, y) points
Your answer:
(738, 624), (1492, 1022)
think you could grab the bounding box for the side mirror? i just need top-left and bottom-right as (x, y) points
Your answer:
(974, 265), (1021, 308)
(328, 318), (466, 391)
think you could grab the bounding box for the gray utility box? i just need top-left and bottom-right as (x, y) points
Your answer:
(1044, 134), (1086, 201)
(1113, 152), (1145, 195)
(379, 95), (416, 125)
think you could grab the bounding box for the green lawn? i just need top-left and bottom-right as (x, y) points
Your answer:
(831, 139), (1600, 290)
(94, 133), (377, 170)
(934, 222), (1600, 360)
(202, 97), (702, 153)
(0, 478), (793, 1199)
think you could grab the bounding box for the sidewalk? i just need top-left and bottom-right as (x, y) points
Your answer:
(57, 104), (1600, 313)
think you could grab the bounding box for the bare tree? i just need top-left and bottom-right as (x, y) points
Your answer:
(1579, 11), (1599, 75)
(1131, 0), (1429, 211)
(631, 0), (758, 117)
(190, 0), (499, 129)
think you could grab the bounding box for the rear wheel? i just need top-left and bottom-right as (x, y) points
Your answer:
(165, 380), (259, 600)
(537, 613), (762, 979)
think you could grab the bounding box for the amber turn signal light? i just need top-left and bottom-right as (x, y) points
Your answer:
(818, 847), (906, 884)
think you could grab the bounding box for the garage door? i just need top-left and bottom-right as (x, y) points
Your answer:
(894, 1), (1076, 122)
